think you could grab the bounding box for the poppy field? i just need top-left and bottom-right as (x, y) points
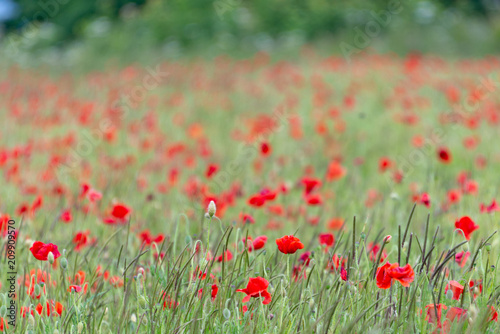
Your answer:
(1, 53), (500, 333)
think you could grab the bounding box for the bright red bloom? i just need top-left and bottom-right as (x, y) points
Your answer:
(30, 241), (61, 261)
(318, 233), (335, 247)
(438, 147), (452, 163)
(376, 262), (415, 289)
(67, 285), (83, 293)
(73, 231), (94, 251)
(276, 235), (304, 254)
(489, 306), (498, 322)
(445, 280), (464, 300)
(368, 242), (387, 263)
(260, 142), (271, 156)
(420, 192), (431, 208)
(340, 266), (348, 281)
(240, 213), (255, 224)
(0, 317), (8, 331)
(198, 284), (218, 301)
(237, 277), (272, 305)
(299, 252), (312, 266)
(445, 307), (467, 323)
(301, 177), (321, 195)
(305, 194), (323, 205)
(35, 300), (63, 317)
(249, 236), (268, 252)
(206, 164), (218, 178)
(60, 209), (72, 223)
(455, 216), (479, 240)
(111, 203), (131, 220)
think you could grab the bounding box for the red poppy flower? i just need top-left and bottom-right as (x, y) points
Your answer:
(206, 164), (218, 178)
(326, 161), (346, 181)
(30, 241), (61, 261)
(240, 213), (255, 224)
(300, 177), (321, 195)
(318, 233), (335, 247)
(67, 285), (82, 293)
(376, 262), (415, 289)
(305, 194), (323, 205)
(481, 200), (500, 213)
(489, 306), (498, 322)
(60, 209), (72, 223)
(260, 142), (271, 156)
(368, 242), (387, 263)
(455, 251), (470, 268)
(438, 147), (452, 163)
(445, 280), (464, 300)
(379, 157), (393, 173)
(276, 235), (304, 254)
(420, 192), (431, 208)
(236, 277), (272, 305)
(249, 236), (268, 252)
(35, 300), (63, 317)
(425, 304), (447, 328)
(111, 203), (131, 220)
(340, 266), (348, 281)
(216, 250), (233, 262)
(299, 252), (311, 266)
(455, 216), (478, 240)
(198, 284), (218, 301)
(139, 230), (164, 245)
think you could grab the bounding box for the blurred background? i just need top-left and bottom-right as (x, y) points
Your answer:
(1, 0), (500, 67)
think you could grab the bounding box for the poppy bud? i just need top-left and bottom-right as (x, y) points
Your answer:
(34, 284), (41, 297)
(131, 314), (137, 322)
(185, 235), (192, 245)
(139, 296), (148, 309)
(207, 200), (216, 218)
(223, 308), (231, 319)
(60, 257), (68, 270)
(0, 305), (6, 317)
(485, 244), (492, 252)
(360, 232), (366, 241)
(446, 289), (453, 299)
(28, 314), (35, 327)
(53, 330), (60, 334)
(77, 322), (84, 334)
(462, 242), (469, 252)
(384, 235), (392, 243)
(48, 251), (55, 264)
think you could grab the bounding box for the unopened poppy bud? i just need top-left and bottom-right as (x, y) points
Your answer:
(360, 232), (366, 241)
(34, 284), (41, 297)
(77, 322), (84, 334)
(185, 235), (192, 245)
(462, 242), (469, 252)
(384, 235), (392, 243)
(28, 314), (35, 327)
(446, 289), (453, 299)
(139, 296), (148, 309)
(0, 305), (6, 317)
(48, 251), (55, 264)
(131, 313), (137, 322)
(207, 200), (216, 217)
(60, 257), (68, 270)
(53, 330), (60, 334)
(485, 244), (492, 252)
(223, 308), (231, 319)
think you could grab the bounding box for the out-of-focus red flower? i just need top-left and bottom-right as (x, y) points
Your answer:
(368, 242), (387, 263)
(30, 241), (61, 261)
(260, 142), (271, 156)
(216, 250), (233, 262)
(240, 213), (255, 224)
(318, 233), (335, 247)
(445, 280), (464, 300)
(481, 200), (500, 213)
(379, 157), (393, 173)
(455, 251), (470, 268)
(299, 252), (311, 266)
(489, 306), (498, 322)
(340, 266), (348, 281)
(327, 218), (344, 230)
(326, 161), (346, 181)
(35, 300), (63, 317)
(111, 203), (131, 220)
(206, 164), (218, 178)
(420, 192), (431, 208)
(60, 209), (72, 223)
(437, 147), (452, 163)
(301, 177), (322, 195)
(139, 230), (164, 245)
(237, 277), (271, 305)
(276, 235), (304, 254)
(376, 262), (415, 289)
(73, 231), (95, 251)
(425, 304), (447, 328)
(455, 216), (478, 240)
(305, 194), (323, 205)
(198, 284), (218, 301)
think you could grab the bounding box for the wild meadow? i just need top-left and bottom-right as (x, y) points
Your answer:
(1, 53), (500, 333)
